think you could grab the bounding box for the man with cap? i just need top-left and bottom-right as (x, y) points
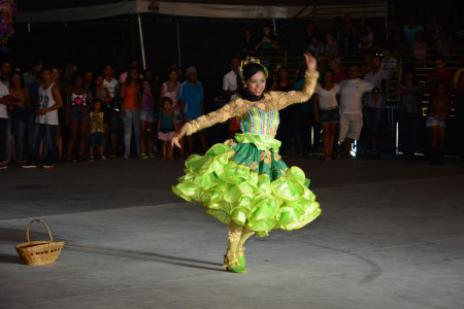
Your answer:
(178, 66), (207, 154)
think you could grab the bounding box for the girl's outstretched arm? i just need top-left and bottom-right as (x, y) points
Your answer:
(172, 98), (246, 149)
(271, 53), (319, 110)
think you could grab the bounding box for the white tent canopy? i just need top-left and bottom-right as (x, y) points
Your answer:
(17, 0), (387, 23)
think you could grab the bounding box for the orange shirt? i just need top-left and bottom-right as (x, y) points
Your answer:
(122, 84), (139, 111)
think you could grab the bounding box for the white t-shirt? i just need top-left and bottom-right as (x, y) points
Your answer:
(0, 81), (9, 119)
(222, 70), (238, 92)
(339, 79), (374, 115)
(316, 83), (340, 110)
(103, 78), (119, 99)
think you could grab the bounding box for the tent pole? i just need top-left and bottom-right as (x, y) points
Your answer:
(176, 21), (182, 66)
(137, 13), (147, 70)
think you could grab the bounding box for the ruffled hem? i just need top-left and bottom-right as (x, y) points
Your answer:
(172, 143), (321, 236)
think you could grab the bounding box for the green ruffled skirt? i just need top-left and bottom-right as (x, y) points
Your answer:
(172, 133), (321, 237)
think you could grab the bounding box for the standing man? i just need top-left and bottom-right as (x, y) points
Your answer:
(339, 65), (374, 158)
(23, 67), (63, 168)
(223, 57), (241, 137)
(179, 66), (207, 154)
(0, 79), (16, 169)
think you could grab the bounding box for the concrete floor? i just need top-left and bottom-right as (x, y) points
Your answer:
(1, 157), (463, 309)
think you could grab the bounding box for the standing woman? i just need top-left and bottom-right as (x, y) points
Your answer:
(140, 77), (155, 159)
(9, 72), (30, 164)
(66, 75), (91, 161)
(171, 54), (321, 273)
(426, 81), (449, 164)
(314, 70), (340, 160)
(160, 68), (183, 154)
(120, 68), (141, 159)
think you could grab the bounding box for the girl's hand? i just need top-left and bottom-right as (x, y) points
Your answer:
(171, 124), (187, 149)
(304, 52), (317, 73)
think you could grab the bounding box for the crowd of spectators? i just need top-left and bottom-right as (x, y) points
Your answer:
(1, 14), (464, 170)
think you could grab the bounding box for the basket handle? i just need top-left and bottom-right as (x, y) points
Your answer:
(26, 219), (54, 243)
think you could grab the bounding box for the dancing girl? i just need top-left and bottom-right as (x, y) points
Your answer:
(171, 53), (322, 273)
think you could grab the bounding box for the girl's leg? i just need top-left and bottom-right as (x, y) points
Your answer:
(122, 111), (133, 159)
(89, 146), (95, 160)
(140, 120), (147, 155)
(67, 121), (79, 161)
(98, 144), (105, 158)
(148, 122), (154, 155)
(328, 123), (336, 158)
(224, 222), (243, 269)
(438, 127), (446, 161)
(56, 126), (63, 161)
(133, 111), (141, 158)
(79, 120), (89, 160)
(162, 141), (167, 160)
(237, 227), (255, 268)
(322, 123), (330, 159)
(166, 140), (173, 160)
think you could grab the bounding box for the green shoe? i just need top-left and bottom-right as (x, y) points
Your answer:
(226, 263), (246, 273)
(238, 255), (247, 269)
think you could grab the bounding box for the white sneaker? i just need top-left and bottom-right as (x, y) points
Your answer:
(42, 164), (55, 169)
(21, 163), (37, 169)
(0, 164), (7, 170)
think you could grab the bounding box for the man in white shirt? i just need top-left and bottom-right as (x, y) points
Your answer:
(222, 57), (241, 136)
(222, 57), (240, 100)
(0, 80), (14, 169)
(339, 65), (374, 157)
(23, 68), (63, 169)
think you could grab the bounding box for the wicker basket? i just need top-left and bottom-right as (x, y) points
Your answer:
(15, 219), (65, 266)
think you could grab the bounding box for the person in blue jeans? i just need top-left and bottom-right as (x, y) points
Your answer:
(23, 68), (63, 169)
(178, 67), (207, 154)
(8, 72), (30, 164)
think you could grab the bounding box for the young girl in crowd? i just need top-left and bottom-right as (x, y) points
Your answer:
(66, 74), (91, 161)
(89, 100), (106, 161)
(161, 67), (183, 155)
(94, 75), (112, 151)
(158, 97), (176, 160)
(314, 70), (340, 160)
(427, 81), (449, 164)
(9, 71), (29, 164)
(140, 79), (155, 159)
(120, 68), (141, 159)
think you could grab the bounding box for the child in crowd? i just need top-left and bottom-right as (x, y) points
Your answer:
(158, 97), (176, 160)
(89, 100), (106, 161)
(140, 79), (155, 159)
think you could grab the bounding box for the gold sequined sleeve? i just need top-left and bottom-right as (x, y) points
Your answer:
(184, 98), (246, 136)
(271, 71), (319, 110)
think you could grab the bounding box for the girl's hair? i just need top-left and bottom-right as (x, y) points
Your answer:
(10, 71), (25, 88)
(321, 69), (335, 84)
(93, 99), (102, 110)
(237, 62), (268, 96)
(71, 74), (83, 85)
(161, 96), (173, 106)
(167, 67), (179, 78)
(125, 68), (140, 86)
